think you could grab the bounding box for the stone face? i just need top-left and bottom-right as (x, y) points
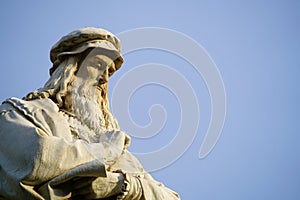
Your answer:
(0, 28), (180, 199)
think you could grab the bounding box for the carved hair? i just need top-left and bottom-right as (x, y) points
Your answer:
(24, 57), (79, 108)
(24, 51), (120, 130)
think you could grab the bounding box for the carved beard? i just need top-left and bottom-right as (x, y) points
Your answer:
(66, 77), (107, 141)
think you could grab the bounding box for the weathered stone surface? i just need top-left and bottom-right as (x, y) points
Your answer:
(0, 27), (180, 199)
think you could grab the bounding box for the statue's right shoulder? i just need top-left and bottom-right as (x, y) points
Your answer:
(0, 97), (71, 138)
(0, 97), (59, 118)
(0, 98), (15, 115)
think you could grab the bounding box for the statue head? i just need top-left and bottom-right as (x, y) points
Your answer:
(25, 27), (123, 130)
(49, 27), (123, 76)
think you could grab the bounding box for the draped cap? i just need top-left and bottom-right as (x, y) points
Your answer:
(49, 27), (123, 75)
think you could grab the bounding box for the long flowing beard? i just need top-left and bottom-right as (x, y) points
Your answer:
(66, 79), (126, 166)
(64, 76), (120, 142)
(67, 79), (107, 140)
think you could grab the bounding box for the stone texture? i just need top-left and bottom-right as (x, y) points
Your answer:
(0, 27), (180, 199)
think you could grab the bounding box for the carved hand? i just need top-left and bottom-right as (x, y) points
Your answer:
(71, 172), (125, 199)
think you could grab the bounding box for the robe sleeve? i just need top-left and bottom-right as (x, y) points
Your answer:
(120, 172), (180, 200)
(139, 173), (180, 200)
(110, 151), (180, 200)
(0, 104), (108, 199)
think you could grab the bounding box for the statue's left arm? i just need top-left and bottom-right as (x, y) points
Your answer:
(70, 165), (181, 200)
(70, 148), (181, 200)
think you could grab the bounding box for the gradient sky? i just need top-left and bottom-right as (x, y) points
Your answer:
(0, 1), (299, 199)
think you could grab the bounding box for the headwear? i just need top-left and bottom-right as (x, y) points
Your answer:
(49, 27), (124, 75)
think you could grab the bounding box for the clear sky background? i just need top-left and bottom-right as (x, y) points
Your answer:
(0, 1), (299, 199)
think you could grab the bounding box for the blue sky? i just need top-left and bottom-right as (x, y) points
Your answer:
(0, 1), (299, 199)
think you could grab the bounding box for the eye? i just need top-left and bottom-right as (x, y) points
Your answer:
(95, 59), (106, 69)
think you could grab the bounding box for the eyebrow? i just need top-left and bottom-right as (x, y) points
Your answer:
(94, 56), (114, 65)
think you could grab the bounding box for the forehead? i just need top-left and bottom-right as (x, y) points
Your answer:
(83, 48), (115, 63)
(84, 53), (114, 64)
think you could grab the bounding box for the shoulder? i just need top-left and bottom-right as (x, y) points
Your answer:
(0, 97), (71, 139)
(2, 97), (59, 114)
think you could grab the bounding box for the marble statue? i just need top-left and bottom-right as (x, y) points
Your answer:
(0, 27), (180, 199)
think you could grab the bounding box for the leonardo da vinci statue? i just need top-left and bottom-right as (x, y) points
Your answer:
(0, 27), (180, 200)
